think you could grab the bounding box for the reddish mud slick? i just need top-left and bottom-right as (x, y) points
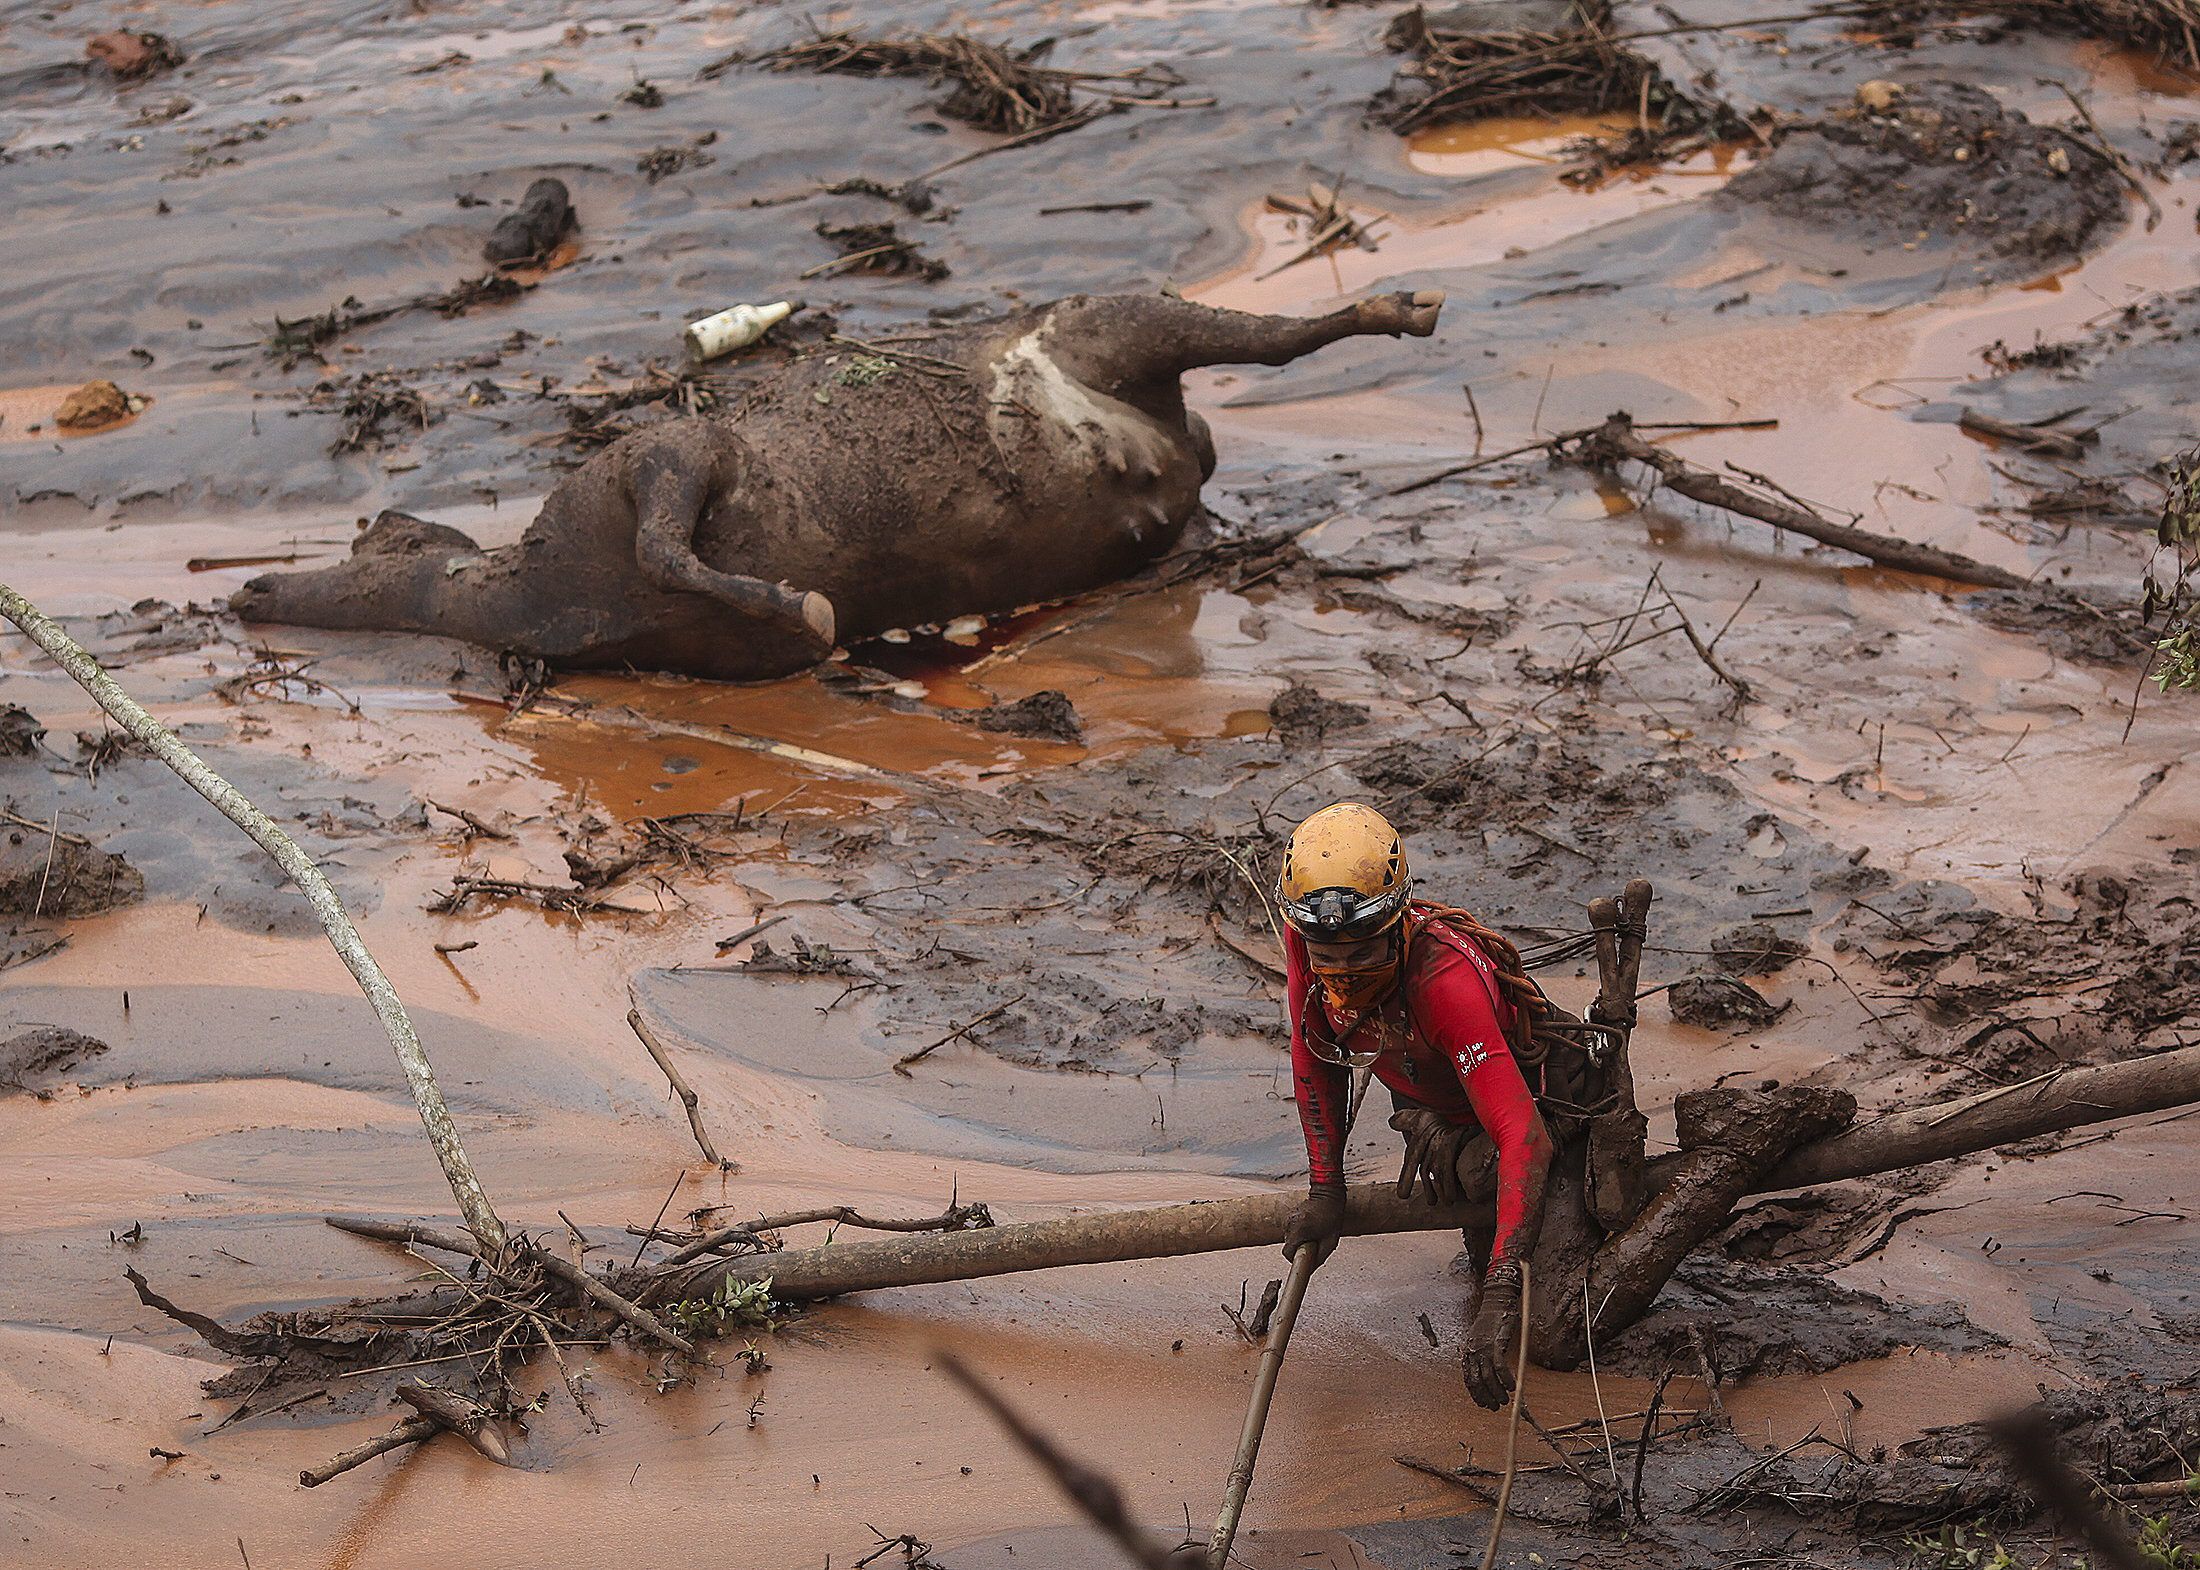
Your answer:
(5, 3), (2200, 1568)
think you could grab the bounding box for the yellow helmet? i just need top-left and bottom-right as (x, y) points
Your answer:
(1278, 802), (1410, 942)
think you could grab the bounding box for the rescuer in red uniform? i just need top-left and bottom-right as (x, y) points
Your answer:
(1274, 801), (1555, 1410)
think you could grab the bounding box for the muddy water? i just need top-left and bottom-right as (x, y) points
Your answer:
(5, 4), (2200, 1568)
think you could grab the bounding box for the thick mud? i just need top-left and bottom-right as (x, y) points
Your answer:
(4, 2), (2199, 1568)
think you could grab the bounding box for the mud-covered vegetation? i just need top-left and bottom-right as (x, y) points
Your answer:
(4, 0), (2199, 1565)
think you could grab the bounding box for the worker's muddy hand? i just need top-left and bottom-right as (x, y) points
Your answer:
(1389, 1106), (1470, 1205)
(1462, 1260), (1523, 1410)
(1282, 1181), (1347, 1266)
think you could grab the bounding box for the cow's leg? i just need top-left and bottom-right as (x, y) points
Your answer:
(1041, 289), (1445, 395)
(628, 441), (835, 650)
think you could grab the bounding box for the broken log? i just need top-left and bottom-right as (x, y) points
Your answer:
(1752, 1045), (2200, 1190)
(1571, 413), (2031, 591)
(683, 1040), (2200, 1303)
(300, 1416), (440, 1487)
(395, 1382), (512, 1466)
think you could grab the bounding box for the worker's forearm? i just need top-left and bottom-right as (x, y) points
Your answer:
(1487, 1114), (1554, 1271)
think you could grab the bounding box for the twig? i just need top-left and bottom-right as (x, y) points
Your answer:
(426, 799), (512, 841)
(626, 1002), (732, 1168)
(911, 107), (1106, 182)
(1631, 1369), (1674, 1520)
(798, 241), (908, 280)
(1656, 577), (1754, 701)
(938, 1351), (1195, 1570)
(1569, 414), (2030, 591)
(714, 912), (790, 952)
(0, 806), (91, 845)
(1385, 438), (1566, 498)
(2048, 81), (2162, 232)
(1479, 1260), (1532, 1570)
(525, 1239), (699, 1358)
(1582, 1280), (1624, 1491)
(0, 582), (506, 1252)
(893, 994), (1025, 1076)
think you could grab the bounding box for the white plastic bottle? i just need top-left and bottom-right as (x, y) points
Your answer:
(685, 300), (795, 362)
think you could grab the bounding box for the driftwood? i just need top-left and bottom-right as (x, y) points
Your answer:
(681, 1040), (2200, 1304)
(1569, 413), (2031, 591)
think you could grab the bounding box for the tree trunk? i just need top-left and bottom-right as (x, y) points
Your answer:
(671, 1043), (2200, 1305)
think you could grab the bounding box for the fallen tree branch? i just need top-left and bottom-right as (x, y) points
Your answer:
(300, 1415), (441, 1487)
(679, 1039), (2200, 1302)
(0, 582), (507, 1254)
(652, 1201), (994, 1270)
(625, 1002), (733, 1168)
(1568, 413), (2031, 591)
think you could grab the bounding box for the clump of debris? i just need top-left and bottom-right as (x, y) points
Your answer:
(1372, 1), (1757, 175)
(809, 220), (949, 281)
(1720, 79), (2126, 263)
(966, 690), (1084, 744)
(717, 26), (1191, 135)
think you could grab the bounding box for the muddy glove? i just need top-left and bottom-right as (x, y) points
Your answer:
(1390, 1107), (1471, 1206)
(1282, 1182), (1347, 1267)
(1462, 1261), (1523, 1411)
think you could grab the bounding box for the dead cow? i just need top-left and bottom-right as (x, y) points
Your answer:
(230, 290), (1445, 680)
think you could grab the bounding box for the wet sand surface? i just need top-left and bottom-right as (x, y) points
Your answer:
(5, 3), (2200, 1567)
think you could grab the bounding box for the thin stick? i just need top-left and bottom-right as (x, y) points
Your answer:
(2048, 82), (2162, 231)
(1207, 1064), (1374, 1569)
(797, 241), (909, 280)
(1659, 581), (1753, 701)
(1385, 438), (1563, 498)
(632, 1171), (686, 1270)
(1582, 1280), (1623, 1489)
(714, 911), (790, 952)
(937, 1352), (1190, 1570)
(892, 993), (1026, 1076)
(0, 583), (506, 1254)
(626, 1002), (731, 1167)
(522, 1239), (699, 1359)
(910, 107), (1105, 182)
(1573, 415), (2029, 590)
(653, 1201), (993, 1270)
(1207, 1245), (1316, 1569)
(1478, 1260), (1533, 1570)
(1631, 1369), (1674, 1520)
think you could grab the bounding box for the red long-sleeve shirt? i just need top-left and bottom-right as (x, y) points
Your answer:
(1287, 909), (1549, 1267)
